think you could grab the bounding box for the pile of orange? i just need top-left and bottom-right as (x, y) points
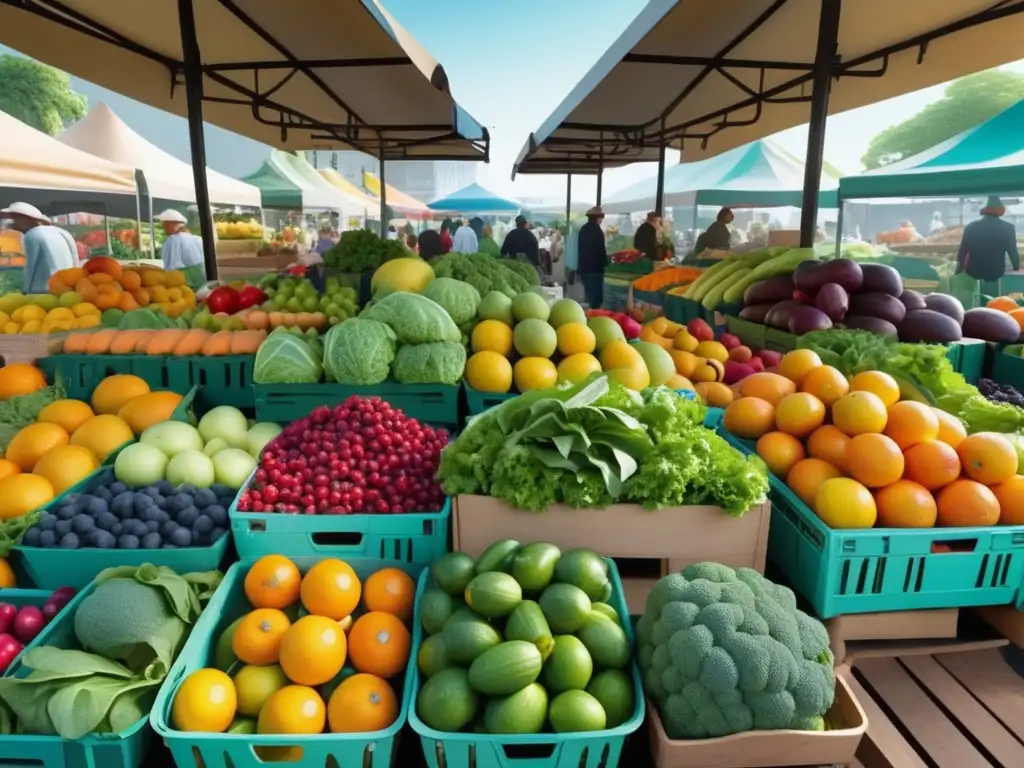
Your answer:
(172, 554), (414, 751)
(723, 349), (1023, 530)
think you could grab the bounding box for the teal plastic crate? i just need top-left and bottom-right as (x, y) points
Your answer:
(661, 294), (701, 326)
(189, 355), (255, 408)
(464, 382), (515, 415)
(151, 556), (422, 768)
(0, 579), (153, 768)
(764, 327), (798, 353)
(725, 316), (767, 349)
(992, 348), (1023, 390)
(717, 426), (1024, 618)
(409, 558), (644, 768)
(39, 354), (190, 400)
(254, 382), (460, 426)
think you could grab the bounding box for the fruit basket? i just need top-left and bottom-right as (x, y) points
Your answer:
(463, 382), (516, 416)
(188, 355), (255, 409)
(39, 354), (192, 400)
(253, 382), (460, 426)
(150, 555), (421, 768)
(408, 557), (645, 768)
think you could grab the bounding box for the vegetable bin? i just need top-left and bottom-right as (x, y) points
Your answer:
(40, 354), (192, 400)
(253, 381), (460, 427)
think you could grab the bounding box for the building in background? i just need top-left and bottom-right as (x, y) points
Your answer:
(311, 151), (475, 203)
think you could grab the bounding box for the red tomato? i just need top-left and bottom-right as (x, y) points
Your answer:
(206, 286), (240, 314)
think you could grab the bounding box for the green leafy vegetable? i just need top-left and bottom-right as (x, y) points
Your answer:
(392, 342), (466, 385)
(323, 229), (407, 272)
(322, 318), (396, 385)
(431, 252), (534, 298)
(422, 277), (482, 325)
(360, 292), (461, 344)
(253, 328), (324, 384)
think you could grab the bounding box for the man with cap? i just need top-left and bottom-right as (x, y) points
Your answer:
(577, 206), (608, 308)
(956, 196), (1020, 295)
(0, 202), (78, 293)
(158, 209), (205, 272)
(500, 215), (540, 268)
(633, 211), (661, 261)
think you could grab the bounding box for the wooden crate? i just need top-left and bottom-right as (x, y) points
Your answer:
(0, 333), (66, 365)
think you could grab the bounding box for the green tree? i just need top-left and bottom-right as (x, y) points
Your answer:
(861, 69), (1024, 169)
(0, 55), (87, 135)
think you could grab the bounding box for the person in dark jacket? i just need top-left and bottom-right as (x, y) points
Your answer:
(956, 196), (1020, 295)
(500, 215), (540, 266)
(689, 207), (734, 259)
(418, 229), (444, 261)
(633, 211), (661, 260)
(577, 206), (608, 308)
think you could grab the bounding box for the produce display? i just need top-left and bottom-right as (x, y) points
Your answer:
(259, 273), (357, 325)
(631, 267), (702, 293)
(214, 216), (264, 241)
(46, 260), (196, 319)
(722, 349), (1024, 529)
(171, 555), (411, 741)
(63, 327), (267, 356)
(0, 587), (76, 672)
(0, 564), (221, 738)
(236, 396), (448, 515)
(684, 247), (807, 312)
(438, 374), (767, 515)
(323, 228), (408, 273)
(430, 252), (539, 298)
(637, 563), (836, 739)
(416, 543), (637, 735)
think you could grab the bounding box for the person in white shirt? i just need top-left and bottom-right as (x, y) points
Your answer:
(452, 219), (479, 253)
(0, 202), (77, 293)
(158, 209), (205, 270)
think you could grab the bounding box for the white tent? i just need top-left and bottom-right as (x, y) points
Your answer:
(59, 103), (261, 208)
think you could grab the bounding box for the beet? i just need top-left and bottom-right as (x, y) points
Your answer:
(842, 314), (899, 338)
(962, 307), (1022, 343)
(817, 259), (864, 293)
(792, 261), (824, 293)
(764, 300), (803, 329)
(814, 283), (849, 322)
(899, 289), (928, 312)
(743, 274), (795, 306)
(859, 263), (904, 297)
(788, 305), (833, 335)
(738, 303), (775, 323)
(848, 292), (907, 327)
(924, 293), (965, 325)
(899, 309), (963, 343)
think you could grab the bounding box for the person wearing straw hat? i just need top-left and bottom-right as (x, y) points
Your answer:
(956, 195), (1020, 296)
(158, 209), (204, 270)
(0, 202), (78, 293)
(577, 206), (608, 308)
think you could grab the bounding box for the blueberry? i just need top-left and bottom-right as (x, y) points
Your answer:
(87, 497), (109, 516)
(113, 493), (136, 519)
(210, 527), (226, 543)
(154, 509), (169, 525)
(39, 530), (57, 548)
(59, 532), (80, 549)
(109, 482), (128, 496)
(178, 484), (197, 496)
(23, 528), (41, 546)
(161, 543), (177, 549)
(37, 513), (57, 531)
(63, 493), (81, 506)
(97, 469), (115, 486)
(205, 505), (228, 527)
(131, 520), (150, 537)
(172, 494), (194, 513)
(55, 520), (72, 537)
(160, 520), (179, 539)
(110, 522), (123, 537)
(193, 489), (217, 509)
(154, 480), (174, 495)
(83, 529), (100, 546)
(218, 495), (236, 509)
(72, 515), (95, 535)
(141, 532), (162, 549)
(56, 504), (77, 521)
(193, 514), (214, 534)
(177, 506), (200, 527)
(133, 495), (154, 516)
(146, 520), (160, 533)
(117, 534), (140, 549)
(210, 483), (233, 497)
(96, 512), (118, 531)
(93, 530), (116, 549)
(170, 527), (193, 547)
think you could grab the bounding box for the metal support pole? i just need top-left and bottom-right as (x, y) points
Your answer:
(596, 134), (604, 206)
(655, 120), (667, 215)
(799, 0), (842, 248)
(177, 0), (217, 279)
(565, 174), (572, 237)
(379, 146), (387, 237)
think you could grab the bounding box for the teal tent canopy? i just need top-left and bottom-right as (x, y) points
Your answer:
(840, 99), (1024, 200)
(602, 139), (842, 215)
(428, 183), (522, 214)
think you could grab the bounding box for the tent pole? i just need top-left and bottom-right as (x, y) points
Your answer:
(177, 0), (217, 279)
(596, 134), (604, 206)
(565, 174), (572, 237)
(379, 147), (387, 238)
(655, 119), (667, 215)
(799, 0), (842, 248)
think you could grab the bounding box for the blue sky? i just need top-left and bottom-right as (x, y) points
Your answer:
(4, 1), (1024, 205)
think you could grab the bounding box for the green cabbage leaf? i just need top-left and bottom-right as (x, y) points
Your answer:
(323, 318), (396, 385)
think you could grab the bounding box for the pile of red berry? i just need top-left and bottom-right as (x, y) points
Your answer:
(237, 396), (449, 515)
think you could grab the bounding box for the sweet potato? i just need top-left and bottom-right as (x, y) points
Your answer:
(144, 329), (184, 355)
(202, 330), (232, 356)
(132, 330), (155, 353)
(109, 331), (140, 355)
(62, 332), (91, 354)
(172, 329), (212, 356)
(85, 329), (117, 354)
(229, 330), (266, 355)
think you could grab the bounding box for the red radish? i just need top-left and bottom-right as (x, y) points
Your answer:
(718, 332), (741, 351)
(48, 587), (76, 610)
(0, 634), (23, 672)
(13, 606), (44, 644)
(618, 316), (642, 339)
(41, 602), (60, 622)
(0, 603), (15, 635)
(748, 356), (765, 373)
(758, 349), (783, 368)
(687, 318), (714, 342)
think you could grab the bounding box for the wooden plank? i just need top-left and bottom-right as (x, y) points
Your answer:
(901, 655), (1024, 766)
(855, 657), (991, 767)
(936, 650), (1024, 737)
(845, 636), (1008, 663)
(840, 671), (927, 768)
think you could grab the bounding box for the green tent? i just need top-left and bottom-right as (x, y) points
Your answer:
(242, 150), (351, 210)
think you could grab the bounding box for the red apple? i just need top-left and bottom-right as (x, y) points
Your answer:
(687, 318), (714, 342)
(758, 349), (783, 368)
(718, 332), (741, 350)
(748, 356), (765, 372)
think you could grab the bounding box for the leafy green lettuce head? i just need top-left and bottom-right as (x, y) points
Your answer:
(253, 329), (324, 384)
(323, 318), (396, 385)
(360, 291), (461, 344)
(392, 341), (467, 386)
(422, 277), (481, 325)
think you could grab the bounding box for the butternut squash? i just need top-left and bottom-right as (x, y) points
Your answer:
(85, 329), (117, 355)
(62, 332), (91, 354)
(229, 330), (266, 355)
(144, 329), (185, 356)
(201, 330), (232, 356)
(109, 331), (141, 355)
(132, 331), (155, 353)
(172, 329), (212, 356)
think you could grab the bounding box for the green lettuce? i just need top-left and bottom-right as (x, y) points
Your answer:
(323, 318), (396, 385)
(253, 329), (323, 384)
(360, 291), (460, 344)
(392, 342), (466, 385)
(422, 277), (481, 325)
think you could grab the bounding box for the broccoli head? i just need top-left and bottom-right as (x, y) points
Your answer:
(637, 562), (835, 739)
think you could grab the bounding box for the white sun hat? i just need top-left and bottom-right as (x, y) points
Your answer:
(157, 209), (188, 224)
(0, 202), (49, 222)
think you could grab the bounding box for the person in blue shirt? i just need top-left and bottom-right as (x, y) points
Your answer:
(0, 202), (77, 293)
(956, 196), (1020, 295)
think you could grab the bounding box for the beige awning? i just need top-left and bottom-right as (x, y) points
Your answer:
(0, 0), (489, 161)
(514, 0), (1024, 175)
(362, 172), (432, 219)
(319, 169), (381, 212)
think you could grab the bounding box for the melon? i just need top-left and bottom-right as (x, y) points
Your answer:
(557, 354), (602, 384)
(118, 391), (184, 435)
(0, 474), (54, 520)
(632, 341), (676, 387)
(478, 291), (514, 326)
(371, 258), (434, 296)
(514, 358), (558, 392)
(32, 445), (98, 495)
(587, 317), (626, 352)
(514, 319), (557, 358)
(599, 340), (644, 372)
(37, 399), (95, 436)
(605, 367), (650, 391)
(91, 374), (150, 415)
(71, 414), (134, 462)
(511, 292), (550, 322)
(6, 423), (69, 472)
(548, 299), (587, 329)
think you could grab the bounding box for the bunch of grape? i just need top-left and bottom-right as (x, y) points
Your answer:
(979, 378), (1024, 407)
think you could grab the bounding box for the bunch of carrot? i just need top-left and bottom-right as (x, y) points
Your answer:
(632, 267), (703, 292)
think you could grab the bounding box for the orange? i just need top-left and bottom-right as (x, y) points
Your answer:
(849, 370), (900, 407)
(736, 372), (796, 406)
(245, 555), (302, 609)
(37, 399), (95, 435)
(1010, 307), (1024, 332)
(806, 425), (850, 471)
(903, 441), (961, 490)
(993, 475), (1024, 525)
(347, 611), (411, 679)
(233, 664), (289, 718)
(279, 615), (347, 687)
(884, 401), (939, 451)
(232, 608), (292, 666)
(257, 685), (326, 735)
(786, 458), (842, 508)
(363, 568), (416, 620)
(814, 478), (877, 529)
(774, 393), (825, 438)
(874, 480), (937, 528)
(776, 349), (822, 385)
(799, 365), (849, 407)
(957, 433), (1019, 485)
(845, 433), (904, 488)
(0, 559), (14, 588)
(937, 479), (1000, 527)
(987, 296), (1018, 311)
(722, 397), (775, 440)
(300, 558), (361, 621)
(755, 432), (806, 477)
(831, 391), (888, 436)
(933, 408), (967, 448)
(0, 459), (20, 482)
(5, 422), (69, 472)
(327, 673), (398, 733)
(171, 668), (237, 733)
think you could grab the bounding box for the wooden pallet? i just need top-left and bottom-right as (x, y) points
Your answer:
(847, 649), (1024, 767)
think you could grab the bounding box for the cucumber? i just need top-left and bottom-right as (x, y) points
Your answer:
(504, 600), (554, 661)
(484, 683), (548, 734)
(578, 614), (631, 669)
(417, 634), (449, 678)
(542, 635), (593, 693)
(474, 539), (520, 575)
(549, 690), (607, 733)
(420, 587), (456, 636)
(443, 618), (501, 665)
(553, 549), (610, 601)
(417, 667), (479, 733)
(465, 572), (522, 618)
(539, 583), (592, 634)
(511, 542), (561, 592)
(468, 641), (543, 696)
(587, 669), (635, 728)
(430, 552), (477, 596)
(591, 603), (621, 626)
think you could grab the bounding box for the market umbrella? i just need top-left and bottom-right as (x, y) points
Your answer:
(428, 183), (522, 214)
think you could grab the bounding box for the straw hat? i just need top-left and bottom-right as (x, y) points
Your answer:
(157, 209), (188, 224)
(0, 202), (49, 222)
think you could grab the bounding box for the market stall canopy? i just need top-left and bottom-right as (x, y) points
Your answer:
(0, 0), (489, 161)
(243, 150), (350, 211)
(362, 172), (432, 220)
(513, 0), (1024, 175)
(428, 183), (522, 214)
(602, 139), (842, 214)
(319, 169), (380, 213)
(840, 98), (1024, 199)
(274, 152), (373, 215)
(528, 202), (596, 215)
(59, 103), (262, 208)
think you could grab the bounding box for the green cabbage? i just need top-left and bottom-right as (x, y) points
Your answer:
(323, 318), (397, 385)
(422, 277), (481, 325)
(392, 342), (467, 385)
(253, 329), (323, 384)
(360, 291), (460, 344)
